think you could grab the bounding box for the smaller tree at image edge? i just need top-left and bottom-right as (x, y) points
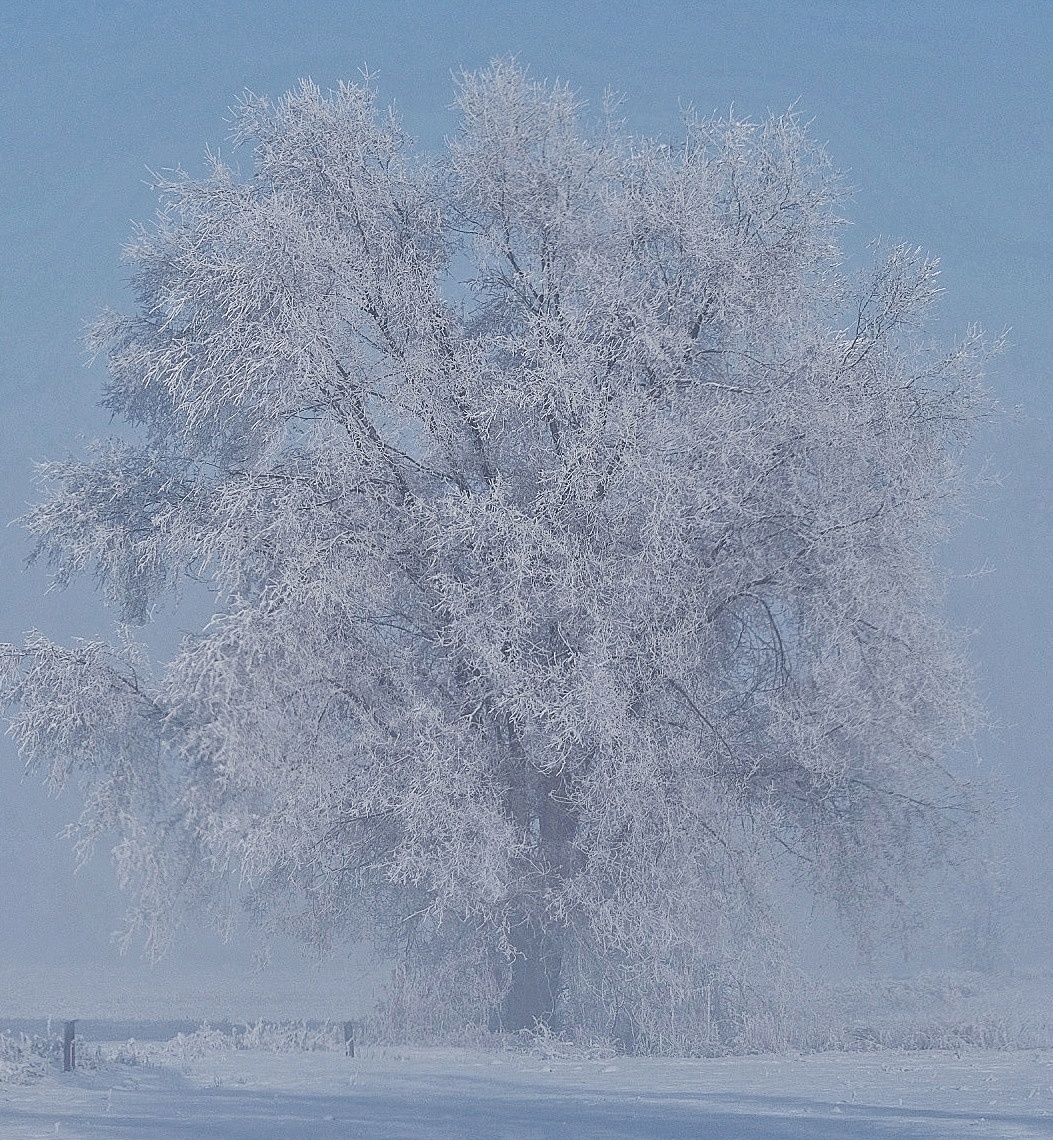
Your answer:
(0, 61), (990, 1051)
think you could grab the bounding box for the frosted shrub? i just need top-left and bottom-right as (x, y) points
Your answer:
(165, 1021), (347, 1058)
(167, 1024), (235, 1062)
(0, 1033), (55, 1085)
(235, 1020), (345, 1053)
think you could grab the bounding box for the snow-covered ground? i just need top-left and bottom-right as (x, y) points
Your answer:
(3, 1036), (1053, 1138)
(4, 966), (1053, 1135)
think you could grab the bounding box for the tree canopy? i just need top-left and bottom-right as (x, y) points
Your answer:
(1, 62), (988, 1051)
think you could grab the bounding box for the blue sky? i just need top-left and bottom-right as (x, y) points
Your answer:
(1, 1), (1051, 974)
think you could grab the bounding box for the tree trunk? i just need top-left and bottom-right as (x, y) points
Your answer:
(500, 915), (564, 1032)
(498, 775), (579, 1032)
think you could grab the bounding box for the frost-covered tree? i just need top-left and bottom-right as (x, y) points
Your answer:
(1, 62), (988, 1050)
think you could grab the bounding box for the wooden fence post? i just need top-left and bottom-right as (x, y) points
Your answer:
(63, 1020), (77, 1072)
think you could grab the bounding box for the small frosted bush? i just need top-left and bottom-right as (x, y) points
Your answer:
(0, 1033), (55, 1084)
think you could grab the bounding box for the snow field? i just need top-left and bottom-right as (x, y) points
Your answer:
(4, 1038), (1053, 1138)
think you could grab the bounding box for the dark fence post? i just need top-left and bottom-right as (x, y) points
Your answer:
(63, 1020), (77, 1072)
(343, 1020), (355, 1058)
